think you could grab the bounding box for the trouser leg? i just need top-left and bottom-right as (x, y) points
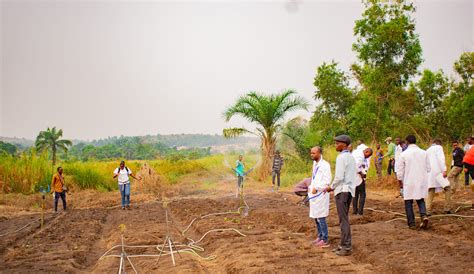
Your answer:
(120, 185), (126, 207)
(358, 182), (366, 215)
(352, 186), (360, 214)
(60, 192), (66, 210)
(416, 198), (427, 218)
(448, 166), (462, 191)
(277, 171), (281, 187)
(426, 188), (435, 213)
(444, 186), (452, 212)
(336, 192), (352, 249)
(54, 192), (60, 212)
(318, 217), (328, 242)
(314, 218), (322, 240)
(404, 199), (415, 227)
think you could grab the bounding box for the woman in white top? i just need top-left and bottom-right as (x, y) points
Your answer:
(113, 161), (141, 210)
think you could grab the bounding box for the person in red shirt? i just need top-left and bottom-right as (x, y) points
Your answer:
(463, 143), (474, 184)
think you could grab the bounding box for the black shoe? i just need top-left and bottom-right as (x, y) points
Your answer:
(444, 210), (452, 214)
(426, 212), (432, 217)
(336, 248), (352, 256)
(419, 217), (429, 229)
(122, 206), (125, 210)
(408, 225), (416, 230)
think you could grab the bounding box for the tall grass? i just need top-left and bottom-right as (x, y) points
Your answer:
(0, 151), (53, 193)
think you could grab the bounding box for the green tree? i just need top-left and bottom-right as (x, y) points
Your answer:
(444, 52), (474, 139)
(35, 127), (72, 166)
(223, 90), (309, 179)
(351, 0), (422, 141)
(0, 141), (18, 155)
(313, 61), (355, 135)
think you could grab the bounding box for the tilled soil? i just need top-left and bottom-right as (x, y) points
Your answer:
(1, 184), (473, 273)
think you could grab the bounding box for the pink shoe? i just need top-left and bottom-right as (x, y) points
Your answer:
(319, 241), (330, 248)
(313, 240), (324, 246)
(311, 238), (321, 244)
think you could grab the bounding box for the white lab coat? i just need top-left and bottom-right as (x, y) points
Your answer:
(396, 144), (431, 200)
(355, 144), (371, 169)
(352, 149), (369, 187)
(426, 144), (447, 189)
(394, 145), (403, 171)
(308, 157), (332, 218)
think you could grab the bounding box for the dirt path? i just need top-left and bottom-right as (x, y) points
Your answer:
(1, 179), (473, 273)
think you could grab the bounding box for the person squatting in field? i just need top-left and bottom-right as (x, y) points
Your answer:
(308, 146), (332, 248)
(113, 161), (141, 210)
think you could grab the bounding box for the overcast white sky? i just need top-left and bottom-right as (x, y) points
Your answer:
(1, 0), (472, 140)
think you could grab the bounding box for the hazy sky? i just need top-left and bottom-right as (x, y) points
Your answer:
(1, 0), (472, 140)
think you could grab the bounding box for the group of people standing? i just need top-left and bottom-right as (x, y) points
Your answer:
(306, 134), (474, 256)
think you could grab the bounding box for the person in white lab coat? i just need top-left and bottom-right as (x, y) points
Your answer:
(352, 148), (373, 215)
(396, 135), (431, 229)
(426, 139), (451, 215)
(308, 146), (332, 248)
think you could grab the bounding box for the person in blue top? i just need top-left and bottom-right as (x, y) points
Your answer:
(235, 155), (245, 197)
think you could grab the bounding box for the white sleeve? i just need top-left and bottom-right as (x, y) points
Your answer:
(323, 163), (332, 187)
(114, 168), (119, 175)
(425, 153), (431, 174)
(437, 148), (446, 172)
(396, 155), (405, 181)
(128, 169), (133, 175)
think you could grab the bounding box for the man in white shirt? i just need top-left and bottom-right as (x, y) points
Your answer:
(426, 139), (451, 215)
(352, 148), (373, 215)
(113, 161), (141, 210)
(326, 135), (356, 256)
(396, 135), (431, 229)
(308, 146), (332, 248)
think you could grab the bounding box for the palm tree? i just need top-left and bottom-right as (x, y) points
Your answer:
(35, 127), (72, 166)
(223, 90), (309, 179)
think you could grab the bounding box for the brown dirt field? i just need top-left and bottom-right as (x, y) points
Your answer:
(1, 176), (474, 273)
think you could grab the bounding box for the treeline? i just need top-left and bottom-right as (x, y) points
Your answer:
(63, 137), (212, 161)
(283, 1), (472, 156)
(90, 134), (256, 148)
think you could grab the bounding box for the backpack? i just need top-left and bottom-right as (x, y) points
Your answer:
(117, 166), (129, 175)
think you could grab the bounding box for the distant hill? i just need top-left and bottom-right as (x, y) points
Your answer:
(1, 134), (259, 151)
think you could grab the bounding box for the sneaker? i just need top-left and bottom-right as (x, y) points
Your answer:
(419, 217), (429, 229)
(408, 225), (416, 230)
(332, 245), (342, 253)
(320, 241), (331, 248)
(336, 248), (352, 256)
(126, 205), (131, 210)
(122, 207), (125, 210)
(311, 238), (321, 244)
(444, 210), (452, 214)
(426, 212), (432, 217)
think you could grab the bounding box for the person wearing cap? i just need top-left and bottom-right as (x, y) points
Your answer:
(113, 161), (141, 210)
(325, 134), (356, 256)
(395, 135), (430, 229)
(386, 137), (396, 176)
(272, 150), (284, 191)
